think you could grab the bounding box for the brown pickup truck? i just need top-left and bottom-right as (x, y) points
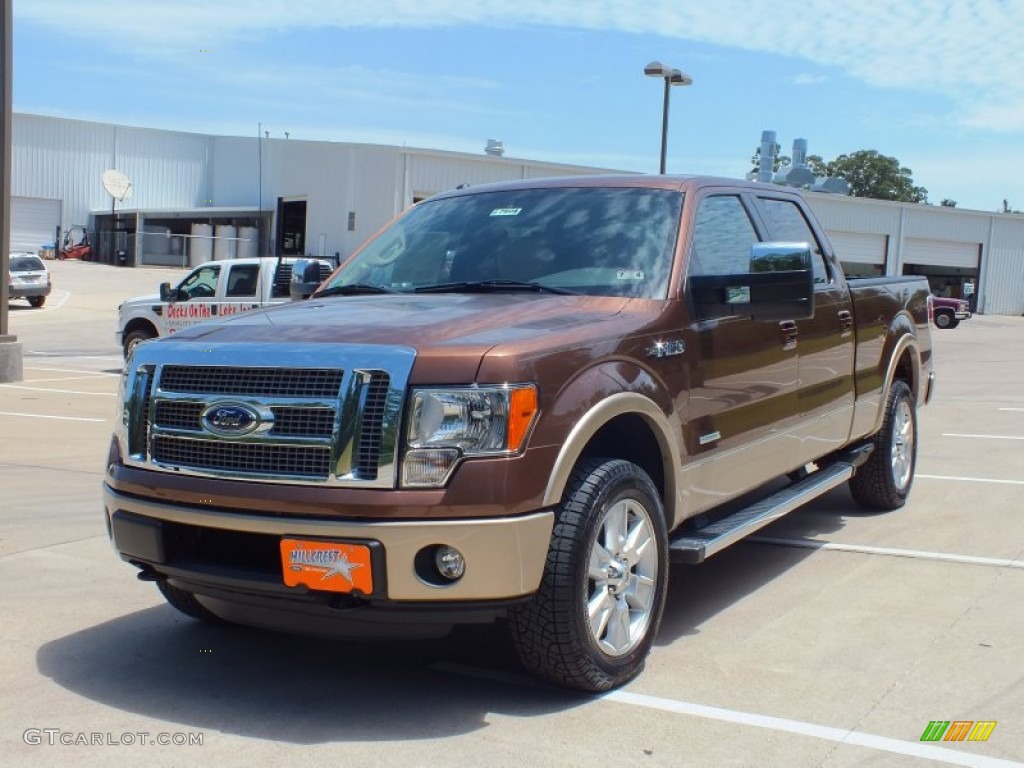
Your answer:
(105, 175), (934, 691)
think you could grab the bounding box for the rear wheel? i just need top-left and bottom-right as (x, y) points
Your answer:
(157, 580), (223, 623)
(849, 379), (917, 510)
(509, 458), (669, 691)
(28, 296), (45, 308)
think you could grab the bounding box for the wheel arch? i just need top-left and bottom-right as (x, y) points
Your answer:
(868, 333), (921, 437)
(542, 392), (683, 530)
(123, 317), (159, 339)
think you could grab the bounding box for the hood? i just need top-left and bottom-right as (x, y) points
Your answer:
(172, 293), (630, 346)
(122, 293), (161, 307)
(167, 293), (634, 382)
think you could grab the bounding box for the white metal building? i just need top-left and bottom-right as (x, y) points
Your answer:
(10, 113), (1024, 315)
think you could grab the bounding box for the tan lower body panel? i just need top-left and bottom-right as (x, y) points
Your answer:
(103, 487), (554, 601)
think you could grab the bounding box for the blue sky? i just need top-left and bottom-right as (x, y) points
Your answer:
(12, 0), (1024, 212)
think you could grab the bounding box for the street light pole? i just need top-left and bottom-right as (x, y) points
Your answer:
(644, 61), (693, 175)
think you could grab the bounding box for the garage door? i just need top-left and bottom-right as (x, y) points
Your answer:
(826, 231), (887, 266)
(903, 237), (979, 269)
(11, 196), (61, 253)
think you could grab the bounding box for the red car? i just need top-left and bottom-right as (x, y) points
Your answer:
(931, 295), (971, 329)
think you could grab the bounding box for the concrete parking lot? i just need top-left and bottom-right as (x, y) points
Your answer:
(2, 260), (1022, 767)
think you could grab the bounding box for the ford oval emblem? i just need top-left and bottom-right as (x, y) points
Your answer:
(200, 402), (261, 437)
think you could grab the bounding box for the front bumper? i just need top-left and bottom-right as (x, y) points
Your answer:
(103, 485), (553, 604)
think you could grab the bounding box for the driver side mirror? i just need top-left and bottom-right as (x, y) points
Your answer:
(689, 241), (815, 322)
(159, 282), (175, 302)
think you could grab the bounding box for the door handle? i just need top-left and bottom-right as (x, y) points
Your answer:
(779, 320), (798, 351)
(837, 310), (853, 335)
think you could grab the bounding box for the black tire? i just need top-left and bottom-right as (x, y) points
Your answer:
(849, 379), (917, 510)
(123, 328), (154, 358)
(28, 296), (45, 308)
(509, 458), (669, 691)
(157, 580), (223, 623)
(934, 310), (955, 329)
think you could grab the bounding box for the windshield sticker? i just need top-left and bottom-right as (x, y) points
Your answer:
(616, 269), (645, 281)
(489, 208), (522, 217)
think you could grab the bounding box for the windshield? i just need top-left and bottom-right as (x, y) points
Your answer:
(323, 187), (683, 299)
(10, 255), (45, 271)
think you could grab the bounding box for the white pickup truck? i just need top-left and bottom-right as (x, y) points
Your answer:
(117, 257), (334, 358)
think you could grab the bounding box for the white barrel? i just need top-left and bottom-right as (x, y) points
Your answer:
(190, 223), (213, 266)
(237, 226), (258, 259)
(214, 224), (237, 260)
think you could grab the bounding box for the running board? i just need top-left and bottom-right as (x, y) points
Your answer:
(669, 458), (862, 565)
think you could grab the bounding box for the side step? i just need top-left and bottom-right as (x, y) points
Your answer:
(669, 448), (870, 564)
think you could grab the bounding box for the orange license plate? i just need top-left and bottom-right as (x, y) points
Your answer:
(280, 539), (373, 595)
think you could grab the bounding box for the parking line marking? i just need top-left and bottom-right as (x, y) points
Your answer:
(607, 690), (1022, 768)
(434, 663), (1023, 768)
(918, 473), (1024, 486)
(25, 366), (120, 376)
(750, 536), (1024, 569)
(0, 384), (116, 397)
(18, 375), (116, 384)
(0, 411), (105, 423)
(943, 433), (1024, 440)
(998, 407), (1024, 412)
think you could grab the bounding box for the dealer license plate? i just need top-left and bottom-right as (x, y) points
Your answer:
(280, 538), (373, 595)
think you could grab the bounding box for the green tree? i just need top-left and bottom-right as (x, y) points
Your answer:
(1001, 199), (1023, 214)
(749, 143), (791, 175)
(940, 199), (957, 207)
(806, 154), (829, 177)
(824, 150), (928, 203)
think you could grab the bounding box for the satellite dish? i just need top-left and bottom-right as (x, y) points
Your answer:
(102, 169), (134, 202)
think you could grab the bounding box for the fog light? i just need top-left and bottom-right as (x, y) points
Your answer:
(402, 448), (460, 487)
(435, 545), (466, 580)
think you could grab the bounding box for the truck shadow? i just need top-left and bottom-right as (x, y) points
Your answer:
(657, 484), (856, 645)
(36, 609), (578, 743)
(36, 485), (862, 743)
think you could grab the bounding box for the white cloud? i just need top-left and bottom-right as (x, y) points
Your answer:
(16, 0), (1024, 134)
(792, 74), (827, 86)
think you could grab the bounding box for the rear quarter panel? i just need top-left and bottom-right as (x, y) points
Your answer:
(847, 276), (933, 439)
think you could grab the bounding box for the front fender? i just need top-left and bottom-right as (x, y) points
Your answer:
(538, 364), (683, 529)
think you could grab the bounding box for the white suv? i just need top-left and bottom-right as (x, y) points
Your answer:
(7, 252), (52, 308)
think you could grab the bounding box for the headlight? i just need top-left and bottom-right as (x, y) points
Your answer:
(402, 384), (538, 487)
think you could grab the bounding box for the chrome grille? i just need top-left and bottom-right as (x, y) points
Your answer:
(159, 366), (343, 398)
(154, 400), (203, 430)
(152, 401), (335, 438)
(356, 372), (390, 479)
(152, 436), (331, 478)
(122, 342), (415, 488)
(272, 407), (335, 437)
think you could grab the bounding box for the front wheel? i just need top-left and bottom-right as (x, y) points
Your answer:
(123, 328), (154, 359)
(849, 379), (917, 510)
(934, 310), (955, 329)
(509, 458), (669, 691)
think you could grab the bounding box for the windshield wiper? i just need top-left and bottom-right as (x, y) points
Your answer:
(413, 280), (578, 296)
(313, 283), (395, 297)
